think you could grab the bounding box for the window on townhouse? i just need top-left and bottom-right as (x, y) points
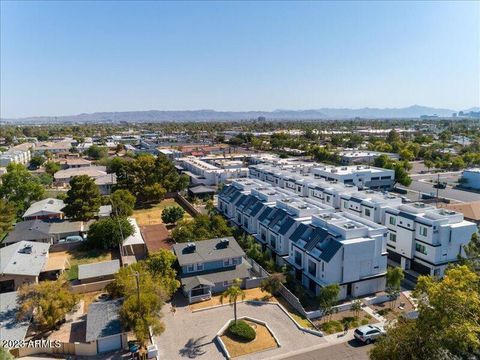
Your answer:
(308, 260), (316, 276)
(294, 251), (302, 266)
(232, 257), (239, 265)
(270, 234), (276, 248)
(343, 202), (348, 209)
(326, 195), (331, 202)
(420, 226), (428, 237)
(389, 233), (397, 242)
(196, 263), (204, 271)
(224, 258), (231, 266)
(365, 208), (371, 217)
(187, 264), (194, 272)
(261, 229), (267, 241)
(389, 216), (396, 225)
(237, 214), (241, 223)
(415, 243), (427, 255)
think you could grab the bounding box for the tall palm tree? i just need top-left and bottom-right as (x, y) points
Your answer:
(219, 278), (245, 324)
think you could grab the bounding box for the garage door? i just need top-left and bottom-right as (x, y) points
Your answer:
(98, 335), (122, 353)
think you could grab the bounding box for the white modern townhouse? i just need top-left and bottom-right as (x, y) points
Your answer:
(177, 156), (248, 185)
(384, 202), (478, 277)
(340, 190), (403, 223)
(286, 212), (388, 299)
(311, 165), (395, 190)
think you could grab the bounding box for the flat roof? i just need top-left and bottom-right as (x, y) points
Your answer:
(78, 260), (120, 280)
(85, 298), (123, 342)
(0, 241), (49, 277)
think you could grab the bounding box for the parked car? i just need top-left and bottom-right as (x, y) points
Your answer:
(354, 325), (385, 344)
(433, 182), (447, 189)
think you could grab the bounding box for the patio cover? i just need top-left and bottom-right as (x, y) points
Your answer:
(182, 276), (215, 292)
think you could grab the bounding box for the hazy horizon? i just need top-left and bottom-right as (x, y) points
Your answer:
(1, 1), (479, 118)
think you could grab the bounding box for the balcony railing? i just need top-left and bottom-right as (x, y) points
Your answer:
(189, 291), (212, 304)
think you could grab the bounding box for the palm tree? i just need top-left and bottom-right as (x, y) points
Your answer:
(219, 278), (245, 324)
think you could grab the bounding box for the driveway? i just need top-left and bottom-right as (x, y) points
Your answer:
(155, 301), (326, 360)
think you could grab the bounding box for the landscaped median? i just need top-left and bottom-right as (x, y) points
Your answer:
(216, 317), (281, 359)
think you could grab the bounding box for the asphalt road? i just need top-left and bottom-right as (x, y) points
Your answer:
(281, 340), (372, 360)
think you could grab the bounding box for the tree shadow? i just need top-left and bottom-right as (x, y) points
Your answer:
(179, 336), (210, 358)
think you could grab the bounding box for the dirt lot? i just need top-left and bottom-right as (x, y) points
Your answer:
(189, 288), (271, 311)
(132, 198), (193, 226)
(370, 293), (415, 321)
(313, 309), (375, 334)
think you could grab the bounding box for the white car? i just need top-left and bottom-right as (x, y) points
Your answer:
(354, 325), (385, 344)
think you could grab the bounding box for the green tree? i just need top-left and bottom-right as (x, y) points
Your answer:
(44, 161), (61, 176)
(144, 183), (167, 202)
(0, 199), (16, 239)
(220, 279), (245, 324)
(161, 206), (185, 225)
(460, 232), (480, 272)
(260, 273), (286, 296)
(0, 346), (14, 360)
(17, 278), (77, 332)
(63, 175), (101, 221)
(111, 189), (136, 217)
(30, 155), (45, 168)
(37, 173), (53, 186)
(145, 249), (181, 296)
(423, 159), (434, 172)
(318, 284), (340, 321)
(86, 216), (134, 249)
(351, 299), (362, 318)
(0, 163), (45, 217)
(109, 264), (167, 347)
(370, 266), (480, 360)
(386, 267), (404, 308)
(85, 144), (108, 160)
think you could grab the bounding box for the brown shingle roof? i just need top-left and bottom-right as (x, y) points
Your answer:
(443, 201), (480, 221)
(140, 224), (174, 252)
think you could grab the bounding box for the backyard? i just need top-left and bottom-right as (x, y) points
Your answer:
(49, 247), (117, 281)
(132, 198), (192, 226)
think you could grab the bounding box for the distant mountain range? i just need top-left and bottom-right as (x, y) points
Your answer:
(2, 105), (477, 124)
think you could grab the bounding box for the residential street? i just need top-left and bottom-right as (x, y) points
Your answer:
(280, 341), (372, 360)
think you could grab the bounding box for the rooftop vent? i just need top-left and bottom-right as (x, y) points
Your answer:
(344, 223), (356, 230)
(184, 242), (196, 253)
(218, 238), (230, 248)
(48, 199), (55, 204)
(19, 245), (33, 254)
(413, 203), (426, 208)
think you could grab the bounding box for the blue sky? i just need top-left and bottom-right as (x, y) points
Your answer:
(1, 1), (479, 118)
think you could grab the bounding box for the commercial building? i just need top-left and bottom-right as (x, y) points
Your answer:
(311, 165), (395, 190)
(461, 168), (480, 190)
(338, 150), (399, 165)
(177, 156), (248, 185)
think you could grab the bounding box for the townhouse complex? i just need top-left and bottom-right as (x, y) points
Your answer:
(218, 163), (478, 299)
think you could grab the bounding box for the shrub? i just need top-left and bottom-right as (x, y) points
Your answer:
(228, 320), (256, 341)
(361, 319), (369, 325)
(320, 320), (343, 334)
(377, 308), (392, 316)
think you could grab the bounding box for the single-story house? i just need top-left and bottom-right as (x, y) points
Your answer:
(121, 218), (146, 265)
(0, 241), (50, 293)
(54, 166), (117, 195)
(85, 298), (128, 354)
(187, 185), (217, 200)
(78, 260), (120, 284)
(0, 291), (31, 344)
(59, 157), (92, 169)
(22, 198), (65, 221)
(3, 219), (90, 246)
(173, 237), (254, 303)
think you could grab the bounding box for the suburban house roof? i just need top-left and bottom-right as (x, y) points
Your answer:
(85, 298), (123, 342)
(22, 198), (65, 219)
(173, 237), (245, 266)
(4, 219), (90, 244)
(0, 241), (49, 277)
(182, 276), (215, 292)
(180, 262), (252, 289)
(122, 218), (144, 246)
(0, 291), (31, 342)
(78, 260), (120, 280)
(443, 201), (480, 221)
(290, 224), (342, 263)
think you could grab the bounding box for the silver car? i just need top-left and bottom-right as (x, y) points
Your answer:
(354, 325), (385, 344)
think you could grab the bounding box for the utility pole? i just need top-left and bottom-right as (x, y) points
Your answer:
(436, 173), (440, 207)
(134, 271), (140, 308)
